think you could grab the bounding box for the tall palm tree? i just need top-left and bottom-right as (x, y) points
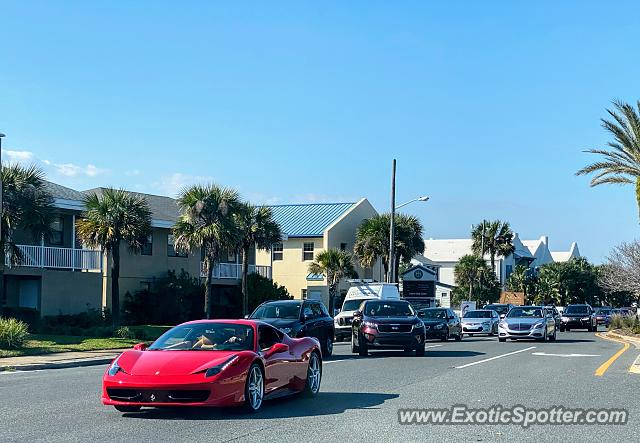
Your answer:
(235, 203), (282, 316)
(353, 213), (425, 282)
(173, 184), (241, 319)
(76, 188), (152, 328)
(505, 264), (531, 300)
(454, 254), (490, 300)
(576, 100), (640, 218)
(308, 248), (356, 314)
(1, 164), (55, 315)
(471, 219), (515, 273)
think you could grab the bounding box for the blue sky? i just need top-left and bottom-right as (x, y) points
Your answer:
(1, 1), (639, 262)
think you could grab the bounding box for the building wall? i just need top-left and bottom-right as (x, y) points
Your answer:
(255, 236), (325, 302)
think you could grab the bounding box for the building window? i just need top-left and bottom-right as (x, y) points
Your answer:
(272, 243), (283, 261)
(167, 234), (187, 258)
(50, 216), (64, 246)
(141, 234), (153, 256)
(303, 242), (314, 261)
(301, 289), (307, 299)
(340, 243), (347, 251)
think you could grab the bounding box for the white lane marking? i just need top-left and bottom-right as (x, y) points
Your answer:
(455, 346), (536, 369)
(532, 352), (600, 358)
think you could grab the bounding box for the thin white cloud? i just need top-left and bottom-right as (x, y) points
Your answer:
(126, 169), (141, 176)
(4, 150), (35, 162)
(53, 162), (107, 177)
(153, 172), (215, 197)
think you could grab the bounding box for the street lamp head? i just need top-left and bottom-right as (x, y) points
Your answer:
(0, 133), (5, 138)
(417, 196), (430, 202)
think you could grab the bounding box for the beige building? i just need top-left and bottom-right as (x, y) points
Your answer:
(255, 199), (383, 312)
(2, 182), (269, 317)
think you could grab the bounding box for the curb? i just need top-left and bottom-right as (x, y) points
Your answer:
(0, 356), (115, 372)
(604, 331), (640, 347)
(631, 355), (640, 375)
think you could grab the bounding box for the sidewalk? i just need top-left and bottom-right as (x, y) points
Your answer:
(600, 330), (640, 375)
(0, 349), (126, 372)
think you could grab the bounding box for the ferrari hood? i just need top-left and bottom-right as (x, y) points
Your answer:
(117, 350), (240, 376)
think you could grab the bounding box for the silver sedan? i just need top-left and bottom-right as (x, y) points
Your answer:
(498, 306), (557, 342)
(461, 309), (500, 336)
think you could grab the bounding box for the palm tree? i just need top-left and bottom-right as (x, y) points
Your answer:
(454, 254), (490, 300)
(173, 184), (241, 319)
(1, 164), (55, 315)
(235, 203), (282, 316)
(506, 264), (531, 300)
(308, 248), (356, 314)
(471, 219), (515, 273)
(1, 164), (55, 265)
(354, 213), (425, 282)
(76, 188), (152, 328)
(576, 100), (640, 218)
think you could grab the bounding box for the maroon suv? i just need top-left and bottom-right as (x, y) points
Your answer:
(351, 299), (426, 356)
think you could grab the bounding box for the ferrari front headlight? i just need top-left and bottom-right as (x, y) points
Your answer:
(205, 355), (239, 378)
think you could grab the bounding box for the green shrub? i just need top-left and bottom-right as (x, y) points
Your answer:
(115, 326), (134, 339)
(0, 317), (29, 349)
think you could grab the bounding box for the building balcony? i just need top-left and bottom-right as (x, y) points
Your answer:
(200, 262), (272, 280)
(5, 244), (103, 272)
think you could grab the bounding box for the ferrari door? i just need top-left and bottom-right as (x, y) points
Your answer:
(258, 325), (292, 394)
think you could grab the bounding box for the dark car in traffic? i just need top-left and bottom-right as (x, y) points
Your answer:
(559, 304), (597, 332)
(483, 303), (513, 319)
(351, 299), (426, 356)
(420, 308), (462, 341)
(249, 299), (335, 356)
(595, 307), (614, 326)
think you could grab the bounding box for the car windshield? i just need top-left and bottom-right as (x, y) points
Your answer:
(421, 309), (448, 319)
(507, 307), (543, 318)
(596, 309), (612, 315)
(365, 301), (414, 317)
(409, 301), (435, 312)
(149, 323), (254, 351)
(342, 299), (366, 311)
(485, 305), (508, 315)
(464, 310), (492, 319)
(250, 302), (301, 319)
(565, 305), (589, 315)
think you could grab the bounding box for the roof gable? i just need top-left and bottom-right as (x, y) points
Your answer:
(267, 202), (355, 237)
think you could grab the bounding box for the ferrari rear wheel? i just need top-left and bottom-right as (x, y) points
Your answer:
(302, 352), (322, 397)
(243, 363), (264, 412)
(114, 405), (141, 413)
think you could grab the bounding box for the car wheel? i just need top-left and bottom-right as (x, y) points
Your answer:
(549, 328), (557, 341)
(441, 330), (449, 342)
(302, 352), (322, 397)
(498, 337), (506, 342)
(559, 326), (564, 332)
(242, 363), (264, 413)
(358, 332), (368, 357)
(566, 327), (571, 332)
(455, 332), (462, 341)
(114, 405), (141, 413)
(415, 343), (425, 357)
(351, 331), (359, 353)
(322, 335), (333, 357)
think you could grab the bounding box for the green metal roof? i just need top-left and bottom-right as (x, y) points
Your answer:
(268, 202), (355, 237)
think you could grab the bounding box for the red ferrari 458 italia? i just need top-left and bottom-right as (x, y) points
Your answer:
(102, 319), (322, 413)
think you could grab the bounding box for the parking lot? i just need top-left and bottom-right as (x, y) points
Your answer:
(1, 330), (638, 442)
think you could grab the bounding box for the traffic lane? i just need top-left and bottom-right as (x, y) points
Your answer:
(1, 333), (635, 442)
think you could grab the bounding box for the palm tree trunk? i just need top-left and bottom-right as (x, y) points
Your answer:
(205, 256), (213, 319)
(241, 245), (249, 317)
(111, 243), (121, 329)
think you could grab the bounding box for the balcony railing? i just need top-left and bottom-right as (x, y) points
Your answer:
(200, 262), (272, 280)
(6, 244), (103, 272)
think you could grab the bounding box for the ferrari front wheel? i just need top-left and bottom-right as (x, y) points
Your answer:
(243, 363), (264, 413)
(302, 352), (322, 397)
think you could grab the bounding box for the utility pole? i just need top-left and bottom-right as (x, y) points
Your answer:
(389, 159), (396, 283)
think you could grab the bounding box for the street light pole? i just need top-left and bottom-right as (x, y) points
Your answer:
(0, 132), (4, 245)
(389, 159), (396, 284)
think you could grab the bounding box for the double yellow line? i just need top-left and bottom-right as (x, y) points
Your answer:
(595, 333), (631, 376)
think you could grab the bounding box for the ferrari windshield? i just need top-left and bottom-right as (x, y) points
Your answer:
(507, 307), (543, 318)
(149, 323), (254, 351)
(251, 302), (301, 319)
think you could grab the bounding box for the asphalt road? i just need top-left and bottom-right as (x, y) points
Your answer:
(1, 330), (638, 442)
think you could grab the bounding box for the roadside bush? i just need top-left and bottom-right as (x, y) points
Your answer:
(608, 314), (640, 335)
(247, 273), (292, 312)
(0, 317), (29, 349)
(34, 308), (113, 337)
(1, 307), (40, 326)
(115, 326), (134, 339)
